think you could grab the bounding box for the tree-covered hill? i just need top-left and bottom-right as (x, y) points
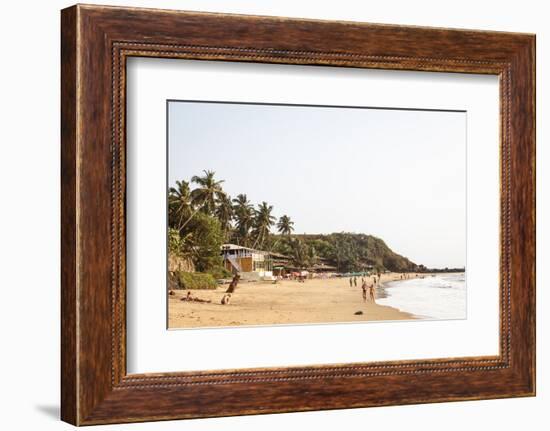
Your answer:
(269, 233), (421, 273)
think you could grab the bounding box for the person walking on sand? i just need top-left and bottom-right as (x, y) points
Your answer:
(369, 284), (376, 303)
(353, 277), (358, 287)
(349, 277), (353, 287)
(361, 281), (368, 302)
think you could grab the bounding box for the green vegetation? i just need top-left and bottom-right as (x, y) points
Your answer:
(168, 170), (290, 273)
(206, 266), (232, 280)
(168, 170), (422, 275)
(268, 233), (419, 273)
(276, 215), (295, 235)
(174, 271), (217, 290)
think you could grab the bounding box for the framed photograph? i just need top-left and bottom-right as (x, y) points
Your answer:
(164, 100), (467, 329)
(61, 4), (536, 425)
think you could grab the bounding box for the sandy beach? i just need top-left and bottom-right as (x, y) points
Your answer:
(168, 272), (425, 329)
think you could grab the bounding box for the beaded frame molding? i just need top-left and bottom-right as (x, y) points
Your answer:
(61, 4), (535, 425)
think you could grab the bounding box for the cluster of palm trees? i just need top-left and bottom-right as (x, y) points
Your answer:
(169, 170), (296, 250)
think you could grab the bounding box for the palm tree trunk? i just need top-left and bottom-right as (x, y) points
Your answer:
(177, 207), (187, 230)
(252, 230), (264, 249)
(178, 205), (202, 231)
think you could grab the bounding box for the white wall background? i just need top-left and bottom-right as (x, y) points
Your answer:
(0, 0), (546, 429)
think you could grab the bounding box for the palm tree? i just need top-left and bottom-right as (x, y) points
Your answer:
(168, 180), (192, 230)
(276, 215), (295, 236)
(232, 194), (254, 246)
(178, 170), (225, 230)
(252, 201), (276, 248)
(307, 243), (318, 267)
(190, 170), (226, 215)
(289, 238), (309, 269)
(215, 193), (234, 239)
(287, 238), (318, 269)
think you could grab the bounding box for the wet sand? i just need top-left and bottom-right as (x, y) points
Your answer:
(168, 272), (423, 329)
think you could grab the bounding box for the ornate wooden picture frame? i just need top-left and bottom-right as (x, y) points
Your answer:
(61, 4), (535, 425)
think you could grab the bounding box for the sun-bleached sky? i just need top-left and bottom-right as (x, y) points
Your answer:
(168, 101), (466, 269)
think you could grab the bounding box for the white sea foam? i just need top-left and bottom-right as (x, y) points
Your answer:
(377, 273), (466, 320)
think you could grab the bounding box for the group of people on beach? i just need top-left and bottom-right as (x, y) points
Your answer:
(349, 275), (378, 303)
(350, 274), (380, 286)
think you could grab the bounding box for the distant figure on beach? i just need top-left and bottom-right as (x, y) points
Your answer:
(349, 277), (353, 287)
(182, 291), (211, 303)
(369, 284), (376, 302)
(372, 276), (377, 285)
(226, 274), (240, 293)
(221, 293), (231, 305)
(361, 282), (368, 302)
(353, 277), (358, 287)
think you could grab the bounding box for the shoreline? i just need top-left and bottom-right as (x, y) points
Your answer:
(168, 272), (427, 329)
(377, 271), (466, 320)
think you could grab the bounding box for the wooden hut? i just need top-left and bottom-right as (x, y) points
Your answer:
(221, 244), (274, 280)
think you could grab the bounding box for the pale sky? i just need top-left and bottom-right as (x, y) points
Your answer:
(168, 100), (466, 269)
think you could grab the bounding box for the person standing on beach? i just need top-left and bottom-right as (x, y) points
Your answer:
(369, 284), (376, 302)
(349, 277), (353, 287)
(353, 277), (357, 287)
(361, 281), (368, 302)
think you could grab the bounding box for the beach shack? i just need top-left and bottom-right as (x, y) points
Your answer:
(221, 244), (275, 280)
(310, 262), (338, 273)
(270, 251), (292, 277)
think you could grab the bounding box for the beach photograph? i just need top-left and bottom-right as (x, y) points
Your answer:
(167, 100), (466, 329)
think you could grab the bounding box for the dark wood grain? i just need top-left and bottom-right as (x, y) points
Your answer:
(60, 5), (78, 425)
(61, 4), (535, 425)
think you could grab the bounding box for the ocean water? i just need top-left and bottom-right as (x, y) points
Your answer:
(377, 273), (466, 320)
